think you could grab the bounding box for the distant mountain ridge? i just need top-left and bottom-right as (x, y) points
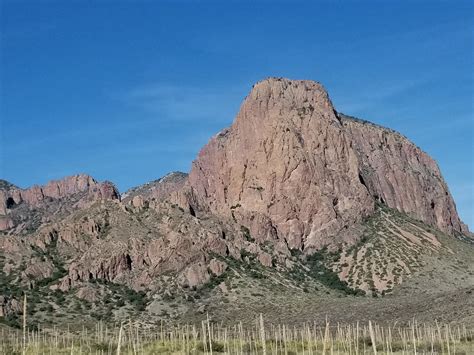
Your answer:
(121, 171), (188, 206)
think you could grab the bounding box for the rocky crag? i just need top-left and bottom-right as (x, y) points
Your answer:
(0, 175), (119, 233)
(0, 78), (471, 326)
(179, 78), (467, 251)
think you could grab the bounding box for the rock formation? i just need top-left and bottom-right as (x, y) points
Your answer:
(0, 174), (120, 231)
(122, 172), (188, 207)
(340, 114), (468, 235)
(180, 78), (467, 252)
(0, 77), (470, 319)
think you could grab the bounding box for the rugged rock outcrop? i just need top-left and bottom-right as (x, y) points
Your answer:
(24, 199), (260, 293)
(122, 172), (188, 207)
(0, 77), (469, 306)
(0, 296), (21, 318)
(0, 174), (120, 231)
(180, 78), (466, 252)
(0, 174), (119, 212)
(0, 216), (14, 230)
(340, 114), (468, 235)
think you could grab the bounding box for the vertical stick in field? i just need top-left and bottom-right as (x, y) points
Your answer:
(260, 314), (266, 355)
(22, 292), (27, 355)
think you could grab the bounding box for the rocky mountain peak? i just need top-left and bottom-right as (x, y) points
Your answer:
(234, 77), (338, 132)
(248, 77), (330, 105)
(186, 78), (373, 252)
(0, 78), (472, 326)
(183, 77), (467, 252)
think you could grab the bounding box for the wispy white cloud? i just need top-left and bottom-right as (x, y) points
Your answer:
(117, 82), (246, 123)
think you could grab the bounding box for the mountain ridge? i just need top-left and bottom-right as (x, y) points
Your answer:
(179, 78), (467, 249)
(0, 77), (472, 327)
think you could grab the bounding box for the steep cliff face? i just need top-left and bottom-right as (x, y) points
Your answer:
(185, 78), (374, 251)
(340, 114), (468, 235)
(184, 78), (466, 250)
(0, 78), (472, 325)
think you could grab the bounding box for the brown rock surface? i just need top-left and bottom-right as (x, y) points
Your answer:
(209, 258), (228, 276)
(1, 174), (119, 208)
(75, 285), (101, 303)
(340, 114), (467, 235)
(27, 200), (257, 293)
(0, 77), (470, 325)
(0, 216), (14, 230)
(0, 296), (21, 318)
(179, 262), (211, 288)
(0, 174), (120, 231)
(122, 172), (188, 206)
(180, 78), (467, 252)
(22, 259), (55, 280)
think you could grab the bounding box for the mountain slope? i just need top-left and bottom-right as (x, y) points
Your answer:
(0, 77), (471, 327)
(180, 78), (466, 255)
(183, 78), (374, 252)
(340, 113), (468, 235)
(1, 203), (472, 327)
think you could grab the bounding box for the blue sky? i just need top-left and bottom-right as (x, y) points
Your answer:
(0, 1), (472, 227)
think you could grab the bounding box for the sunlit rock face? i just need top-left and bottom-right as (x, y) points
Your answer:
(0, 174), (120, 231)
(182, 78), (466, 252)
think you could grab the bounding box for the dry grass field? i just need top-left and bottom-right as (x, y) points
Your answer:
(1, 316), (473, 354)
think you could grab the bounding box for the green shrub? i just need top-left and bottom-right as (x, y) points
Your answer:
(305, 249), (365, 296)
(240, 226), (255, 242)
(197, 341), (225, 352)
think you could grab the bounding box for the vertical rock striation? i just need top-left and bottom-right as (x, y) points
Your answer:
(182, 78), (467, 251)
(340, 114), (468, 235)
(185, 78), (374, 251)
